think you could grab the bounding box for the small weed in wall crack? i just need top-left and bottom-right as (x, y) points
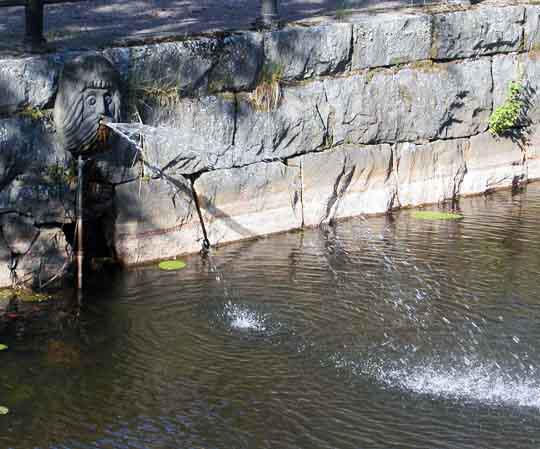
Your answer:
(489, 80), (526, 137)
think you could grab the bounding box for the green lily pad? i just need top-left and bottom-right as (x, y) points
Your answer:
(0, 406), (8, 415)
(412, 211), (463, 221)
(158, 260), (187, 271)
(0, 344), (7, 351)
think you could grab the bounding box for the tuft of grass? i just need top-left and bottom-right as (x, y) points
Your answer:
(412, 211), (463, 221)
(489, 80), (525, 137)
(249, 63), (283, 112)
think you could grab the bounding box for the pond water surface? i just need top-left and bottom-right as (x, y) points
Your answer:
(3, 184), (540, 448)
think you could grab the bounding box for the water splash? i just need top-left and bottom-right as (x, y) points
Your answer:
(223, 302), (271, 332)
(376, 362), (540, 408)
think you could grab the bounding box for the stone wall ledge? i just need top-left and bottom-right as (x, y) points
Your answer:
(2, 2), (540, 115)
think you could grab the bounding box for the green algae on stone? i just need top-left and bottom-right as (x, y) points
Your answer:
(158, 260), (187, 271)
(0, 289), (15, 300)
(412, 211), (464, 221)
(18, 291), (50, 303)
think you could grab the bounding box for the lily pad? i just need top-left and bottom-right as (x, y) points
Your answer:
(412, 211), (463, 221)
(0, 344), (7, 351)
(158, 260), (187, 271)
(0, 406), (8, 415)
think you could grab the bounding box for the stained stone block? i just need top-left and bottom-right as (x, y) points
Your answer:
(432, 6), (524, 60)
(233, 82), (328, 166)
(395, 139), (467, 207)
(524, 6), (540, 51)
(524, 125), (540, 181)
(461, 132), (526, 196)
(0, 237), (12, 288)
(352, 13), (432, 70)
(15, 228), (70, 288)
(113, 176), (203, 265)
(208, 33), (263, 92)
(139, 95), (236, 175)
(298, 144), (396, 227)
(492, 53), (540, 126)
(128, 32), (262, 96)
(0, 214), (38, 255)
(265, 23), (352, 80)
(323, 59), (492, 145)
(0, 56), (61, 114)
(194, 161), (302, 246)
(0, 174), (75, 225)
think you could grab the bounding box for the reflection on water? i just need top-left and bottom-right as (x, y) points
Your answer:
(3, 184), (540, 448)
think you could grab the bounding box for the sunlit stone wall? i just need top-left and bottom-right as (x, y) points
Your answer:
(2, 2), (540, 282)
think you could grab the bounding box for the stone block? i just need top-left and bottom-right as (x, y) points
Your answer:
(0, 213), (38, 255)
(352, 13), (432, 70)
(208, 33), (263, 92)
(0, 117), (65, 186)
(298, 144), (396, 226)
(324, 58), (492, 144)
(432, 6), (524, 60)
(139, 95), (236, 174)
(15, 228), (70, 288)
(265, 23), (352, 80)
(395, 139), (467, 207)
(461, 132), (526, 196)
(194, 161), (302, 246)
(234, 82), (328, 166)
(0, 55), (62, 114)
(113, 176), (203, 265)
(492, 53), (540, 126)
(524, 124), (540, 181)
(128, 32), (262, 96)
(0, 174), (75, 225)
(525, 6), (540, 51)
(0, 237), (13, 288)
(128, 38), (219, 96)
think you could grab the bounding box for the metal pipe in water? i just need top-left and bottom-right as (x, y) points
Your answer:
(76, 156), (84, 290)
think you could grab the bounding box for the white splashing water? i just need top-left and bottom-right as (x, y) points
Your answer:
(223, 303), (268, 332)
(374, 362), (540, 408)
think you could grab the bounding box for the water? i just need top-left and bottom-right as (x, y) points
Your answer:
(3, 184), (540, 448)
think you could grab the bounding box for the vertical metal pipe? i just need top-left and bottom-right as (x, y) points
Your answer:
(260, 0), (279, 28)
(24, 0), (46, 51)
(77, 156), (84, 290)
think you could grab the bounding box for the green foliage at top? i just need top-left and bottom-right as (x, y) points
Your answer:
(489, 80), (525, 137)
(412, 211), (464, 221)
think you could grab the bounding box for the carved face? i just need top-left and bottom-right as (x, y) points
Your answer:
(54, 55), (122, 157)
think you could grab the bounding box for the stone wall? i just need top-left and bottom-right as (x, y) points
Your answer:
(2, 1), (540, 285)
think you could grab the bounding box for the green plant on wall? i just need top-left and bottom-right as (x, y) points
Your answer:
(489, 80), (525, 137)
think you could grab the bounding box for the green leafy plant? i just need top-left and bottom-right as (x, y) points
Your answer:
(489, 80), (525, 137)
